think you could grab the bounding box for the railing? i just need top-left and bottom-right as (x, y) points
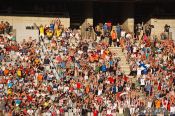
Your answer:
(40, 38), (59, 80)
(81, 25), (96, 41)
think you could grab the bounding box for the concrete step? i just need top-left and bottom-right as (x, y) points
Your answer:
(120, 61), (129, 65)
(128, 76), (134, 78)
(109, 47), (122, 49)
(121, 65), (129, 68)
(124, 69), (130, 71)
(125, 72), (130, 75)
(110, 49), (123, 53)
(117, 56), (126, 58)
(110, 50), (122, 52)
(122, 70), (130, 73)
(119, 61), (128, 64)
(123, 67), (130, 71)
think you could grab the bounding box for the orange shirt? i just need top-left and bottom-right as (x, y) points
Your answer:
(4, 69), (9, 75)
(101, 53), (106, 60)
(37, 74), (43, 81)
(155, 100), (161, 108)
(89, 56), (94, 62)
(86, 85), (90, 94)
(94, 54), (99, 61)
(111, 32), (117, 40)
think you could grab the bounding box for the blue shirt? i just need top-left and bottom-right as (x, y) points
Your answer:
(15, 99), (21, 105)
(0, 70), (3, 75)
(101, 65), (107, 72)
(103, 24), (108, 31)
(111, 85), (117, 94)
(145, 84), (151, 92)
(139, 63), (147, 69)
(50, 24), (54, 31)
(142, 69), (148, 75)
(60, 62), (66, 68)
(109, 60), (113, 66)
(8, 83), (13, 88)
(0, 55), (4, 61)
(116, 25), (121, 33)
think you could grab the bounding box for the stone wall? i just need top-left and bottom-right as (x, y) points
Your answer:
(122, 18), (134, 33)
(0, 16), (70, 28)
(0, 16), (70, 42)
(121, 3), (134, 33)
(148, 18), (175, 37)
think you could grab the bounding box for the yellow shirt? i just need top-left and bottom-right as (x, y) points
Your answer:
(47, 31), (53, 37)
(55, 29), (62, 37)
(35, 58), (40, 64)
(7, 88), (12, 95)
(17, 70), (22, 77)
(39, 27), (44, 34)
(44, 102), (49, 107)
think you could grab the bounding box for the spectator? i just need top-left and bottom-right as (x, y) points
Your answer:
(0, 19), (174, 116)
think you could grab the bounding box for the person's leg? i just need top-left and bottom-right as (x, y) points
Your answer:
(109, 38), (112, 47)
(117, 41), (119, 47)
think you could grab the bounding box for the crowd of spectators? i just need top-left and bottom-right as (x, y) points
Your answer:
(0, 19), (174, 116)
(0, 21), (12, 35)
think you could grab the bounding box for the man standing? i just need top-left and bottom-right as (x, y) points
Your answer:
(39, 25), (44, 40)
(111, 30), (117, 47)
(116, 23), (121, 40)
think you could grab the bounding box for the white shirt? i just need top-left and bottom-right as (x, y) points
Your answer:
(126, 33), (131, 39)
(27, 109), (34, 116)
(101, 50), (104, 55)
(137, 68), (142, 76)
(170, 106), (175, 113)
(107, 109), (112, 114)
(133, 46), (137, 53)
(98, 89), (102, 96)
(43, 111), (52, 116)
(121, 31), (126, 37)
(64, 86), (69, 92)
(119, 107), (124, 114)
(84, 76), (88, 80)
(78, 50), (83, 55)
(140, 78), (145, 85)
(147, 101), (152, 108)
(0, 84), (3, 89)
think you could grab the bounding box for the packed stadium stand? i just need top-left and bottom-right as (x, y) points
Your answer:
(0, 0), (175, 116)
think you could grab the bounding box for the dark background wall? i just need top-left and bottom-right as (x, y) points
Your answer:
(1, 0), (175, 26)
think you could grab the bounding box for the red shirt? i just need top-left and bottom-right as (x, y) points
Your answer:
(47, 86), (51, 92)
(167, 102), (170, 111)
(158, 83), (161, 90)
(69, 87), (74, 92)
(24, 68), (29, 75)
(27, 95), (33, 102)
(107, 22), (112, 27)
(59, 108), (64, 113)
(30, 69), (35, 75)
(77, 82), (81, 89)
(123, 76), (128, 82)
(108, 77), (114, 84)
(93, 110), (98, 116)
(56, 56), (62, 62)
